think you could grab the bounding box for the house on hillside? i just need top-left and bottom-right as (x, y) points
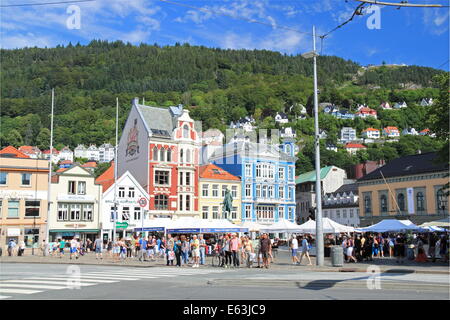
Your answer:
(280, 127), (297, 139)
(383, 126), (400, 138)
(419, 129), (436, 137)
(344, 143), (367, 155)
(402, 128), (419, 136)
(42, 148), (60, 164)
(380, 102), (392, 110)
(229, 116), (256, 132)
(99, 143), (115, 163)
(393, 101), (408, 109)
(340, 127), (357, 143)
(59, 146), (74, 162)
(361, 128), (380, 139)
(74, 145), (87, 159)
(420, 98), (433, 107)
(18, 146), (41, 159)
(355, 107), (377, 119)
(86, 145), (100, 161)
(274, 112), (289, 124)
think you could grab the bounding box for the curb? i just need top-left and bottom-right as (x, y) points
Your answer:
(1, 260), (448, 275)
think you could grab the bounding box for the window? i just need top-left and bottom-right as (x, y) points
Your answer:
(153, 147), (158, 161)
(155, 194), (169, 210)
(180, 149), (184, 163)
(222, 185), (227, 197)
(289, 207), (295, 220)
(245, 163), (252, 177)
(364, 195), (372, 214)
(212, 206), (219, 219)
(70, 204), (81, 221)
(231, 207), (237, 220)
(245, 184), (252, 198)
(350, 209), (354, 218)
(262, 185), (267, 198)
(179, 172), (184, 186)
(256, 206), (274, 221)
(256, 185), (261, 198)
(134, 207), (141, 220)
(183, 124), (189, 138)
(25, 200), (40, 217)
(278, 167), (285, 180)
(77, 181), (86, 195)
(286, 144), (291, 155)
(24, 228), (39, 248)
(397, 193), (405, 211)
(202, 206), (209, 219)
(212, 185), (219, 197)
(122, 207), (130, 221)
(128, 187), (135, 198)
(160, 148), (165, 162)
(58, 204), (69, 221)
(82, 204), (93, 221)
(245, 205), (252, 219)
(68, 181), (76, 194)
(202, 184), (209, 197)
(110, 206), (118, 222)
(0, 172), (7, 185)
(279, 206), (284, 219)
(268, 186), (274, 198)
(186, 149), (191, 163)
(166, 148), (172, 162)
(185, 172), (191, 186)
(8, 200), (19, 218)
(155, 170), (169, 185)
(279, 186), (284, 199)
(336, 210), (340, 218)
(21, 173), (31, 186)
(231, 186), (237, 198)
(437, 189), (447, 212)
(185, 195), (191, 211)
(324, 210), (327, 218)
(380, 195), (388, 213)
(179, 195), (183, 211)
(119, 187), (125, 198)
(416, 192), (425, 211)
(343, 209), (347, 218)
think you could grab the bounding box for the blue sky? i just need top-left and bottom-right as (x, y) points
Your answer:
(1, 0), (449, 69)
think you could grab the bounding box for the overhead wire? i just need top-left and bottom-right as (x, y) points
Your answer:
(0, 0), (95, 7)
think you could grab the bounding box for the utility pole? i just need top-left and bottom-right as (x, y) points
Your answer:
(302, 26), (324, 266)
(44, 88), (54, 256)
(113, 97), (119, 243)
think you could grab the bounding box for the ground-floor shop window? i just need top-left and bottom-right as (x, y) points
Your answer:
(24, 228), (39, 248)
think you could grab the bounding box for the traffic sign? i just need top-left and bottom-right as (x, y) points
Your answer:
(116, 222), (129, 229)
(138, 197), (148, 208)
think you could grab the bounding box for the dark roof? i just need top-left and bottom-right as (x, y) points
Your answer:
(334, 183), (358, 194)
(322, 202), (359, 209)
(358, 152), (448, 182)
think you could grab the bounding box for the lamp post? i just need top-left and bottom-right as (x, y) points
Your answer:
(302, 26), (324, 266)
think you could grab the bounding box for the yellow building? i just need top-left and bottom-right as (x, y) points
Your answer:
(199, 164), (241, 224)
(357, 152), (449, 226)
(0, 147), (49, 252)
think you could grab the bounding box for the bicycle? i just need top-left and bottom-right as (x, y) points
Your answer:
(211, 251), (223, 267)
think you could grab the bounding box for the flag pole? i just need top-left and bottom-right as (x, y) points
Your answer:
(44, 88), (54, 256)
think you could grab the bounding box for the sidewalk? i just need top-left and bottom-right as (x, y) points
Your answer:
(1, 250), (448, 274)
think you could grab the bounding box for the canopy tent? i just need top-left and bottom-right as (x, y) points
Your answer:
(420, 217), (450, 228)
(165, 217), (248, 234)
(259, 219), (303, 233)
(420, 226), (448, 232)
(357, 219), (421, 233)
(239, 221), (265, 232)
(295, 218), (356, 234)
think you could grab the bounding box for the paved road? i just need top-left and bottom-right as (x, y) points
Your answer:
(0, 263), (448, 300)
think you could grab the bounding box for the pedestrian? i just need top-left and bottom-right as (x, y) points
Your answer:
(69, 237), (78, 259)
(242, 236), (254, 268)
(107, 239), (113, 258)
(223, 235), (232, 268)
(298, 235), (312, 266)
(190, 235), (200, 268)
(290, 235), (299, 265)
(174, 236), (182, 267)
(230, 233), (240, 268)
(346, 236), (357, 263)
(7, 239), (16, 256)
(166, 234), (175, 266)
(395, 234), (406, 264)
(199, 234), (207, 266)
(139, 235), (148, 262)
(94, 236), (103, 260)
(428, 233), (437, 262)
(259, 233), (272, 269)
(40, 239), (48, 256)
(58, 238), (65, 258)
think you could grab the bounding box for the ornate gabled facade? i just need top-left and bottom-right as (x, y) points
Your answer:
(117, 98), (200, 219)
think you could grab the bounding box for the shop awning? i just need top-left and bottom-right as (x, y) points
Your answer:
(50, 229), (100, 233)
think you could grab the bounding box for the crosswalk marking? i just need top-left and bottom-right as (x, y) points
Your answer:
(1, 283), (67, 290)
(0, 295), (11, 299)
(0, 288), (41, 294)
(68, 275), (140, 281)
(1, 280), (95, 287)
(27, 277), (117, 284)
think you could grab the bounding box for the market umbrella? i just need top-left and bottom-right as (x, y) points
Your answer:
(259, 219), (303, 233)
(295, 218), (356, 234)
(357, 219), (420, 233)
(420, 217), (450, 228)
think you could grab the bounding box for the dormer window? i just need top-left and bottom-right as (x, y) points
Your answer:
(183, 124), (189, 139)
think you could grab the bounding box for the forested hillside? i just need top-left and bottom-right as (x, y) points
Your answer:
(0, 41), (447, 174)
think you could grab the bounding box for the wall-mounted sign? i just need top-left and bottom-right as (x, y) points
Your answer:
(126, 118), (140, 157)
(0, 190), (47, 200)
(407, 188), (415, 214)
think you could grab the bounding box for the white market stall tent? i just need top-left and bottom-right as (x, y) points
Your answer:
(420, 217), (450, 228)
(296, 218), (356, 234)
(356, 219), (421, 233)
(239, 221), (265, 232)
(259, 219), (303, 233)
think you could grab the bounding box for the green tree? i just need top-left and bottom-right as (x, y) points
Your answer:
(36, 128), (51, 150)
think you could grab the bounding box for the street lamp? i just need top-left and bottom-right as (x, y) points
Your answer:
(302, 26), (324, 267)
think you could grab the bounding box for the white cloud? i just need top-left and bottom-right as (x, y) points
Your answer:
(0, 33), (53, 49)
(423, 8), (449, 35)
